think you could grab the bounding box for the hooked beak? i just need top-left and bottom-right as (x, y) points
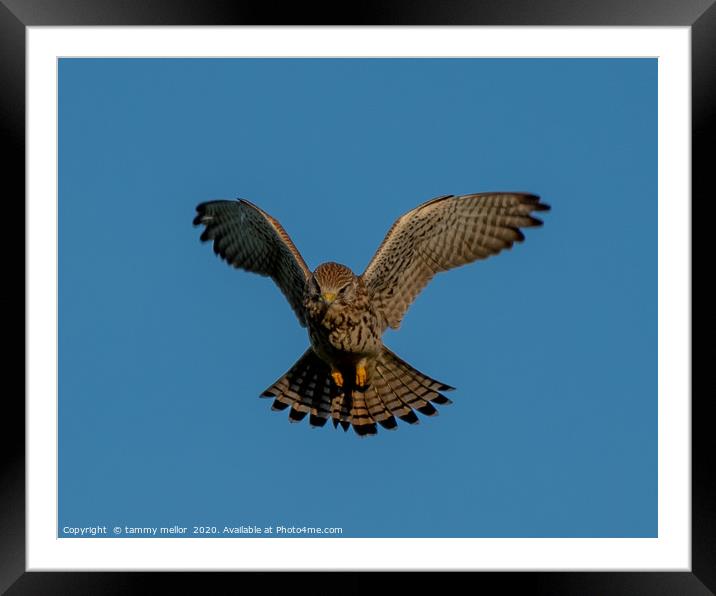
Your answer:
(321, 292), (336, 304)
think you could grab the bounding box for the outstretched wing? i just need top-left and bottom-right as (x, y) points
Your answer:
(362, 192), (550, 331)
(193, 199), (311, 326)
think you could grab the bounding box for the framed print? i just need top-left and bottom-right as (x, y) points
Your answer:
(7, 1), (709, 593)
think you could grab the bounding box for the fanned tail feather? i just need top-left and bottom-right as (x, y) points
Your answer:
(260, 347), (454, 437)
(261, 348), (338, 428)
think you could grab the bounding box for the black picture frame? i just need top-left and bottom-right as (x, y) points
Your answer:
(5, 1), (708, 593)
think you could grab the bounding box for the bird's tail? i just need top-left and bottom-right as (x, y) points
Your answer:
(260, 347), (454, 437)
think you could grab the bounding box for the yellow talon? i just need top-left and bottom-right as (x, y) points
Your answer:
(331, 370), (344, 388)
(356, 366), (368, 387)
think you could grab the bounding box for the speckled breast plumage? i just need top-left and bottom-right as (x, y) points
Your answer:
(304, 276), (382, 369)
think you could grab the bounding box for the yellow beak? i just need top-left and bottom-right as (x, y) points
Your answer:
(322, 292), (336, 304)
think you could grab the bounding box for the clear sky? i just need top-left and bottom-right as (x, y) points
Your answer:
(58, 58), (657, 538)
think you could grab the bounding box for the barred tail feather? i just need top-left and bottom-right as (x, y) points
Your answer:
(372, 347), (454, 424)
(260, 346), (454, 437)
(260, 348), (338, 428)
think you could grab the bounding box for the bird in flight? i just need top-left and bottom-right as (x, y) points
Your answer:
(194, 192), (549, 437)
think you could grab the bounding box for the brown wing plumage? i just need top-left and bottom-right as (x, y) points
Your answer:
(362, 193), (550, 331)
(193, 199), (311, 326)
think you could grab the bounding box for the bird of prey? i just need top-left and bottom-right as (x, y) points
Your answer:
(193, 192), (549, 437)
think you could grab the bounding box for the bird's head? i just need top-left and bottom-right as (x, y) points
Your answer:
(308, 262), (358, 308)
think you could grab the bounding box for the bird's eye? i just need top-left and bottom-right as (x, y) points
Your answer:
(339, 286), (348, 295)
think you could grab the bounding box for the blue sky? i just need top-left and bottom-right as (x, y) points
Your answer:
(58, 58), (657, 538)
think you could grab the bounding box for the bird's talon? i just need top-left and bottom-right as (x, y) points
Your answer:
(356, 366), (368, 387)
(331, 370), (344, 388)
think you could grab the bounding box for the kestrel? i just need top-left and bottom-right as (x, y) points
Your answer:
(193, 192), (549, 437)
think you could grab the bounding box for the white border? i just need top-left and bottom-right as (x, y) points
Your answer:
(27, 27), (691, 571)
